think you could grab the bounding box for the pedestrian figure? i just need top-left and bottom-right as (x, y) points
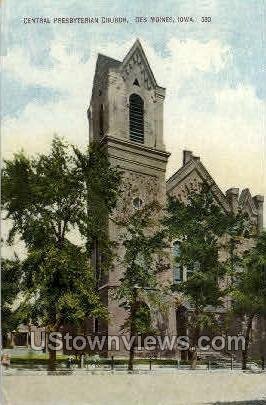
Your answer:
(1, 353), (10, 369)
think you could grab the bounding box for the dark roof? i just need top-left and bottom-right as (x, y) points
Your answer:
(92, 54), (121, 91)
(96, 53), (121, 69)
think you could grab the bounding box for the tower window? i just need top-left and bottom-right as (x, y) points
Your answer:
(133, 78), (140, 87)
(129, 94), (144, 143)
(99, 104), (104, 137)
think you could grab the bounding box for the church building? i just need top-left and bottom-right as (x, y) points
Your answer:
(88, 39), (264, 357)
(8, 40), (264, 358)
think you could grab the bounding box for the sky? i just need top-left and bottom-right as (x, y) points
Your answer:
(1, 1), (265, 255)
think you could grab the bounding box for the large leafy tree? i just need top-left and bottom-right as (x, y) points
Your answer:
(1, 256), (22, 346)
(164, 182), (248, 368)
(2, 137), (121, 369)
(19, 243), (107, 366)
(73, 143), (121, 285)
(2, 137), (83, 249)
(230, 231), (266, 369)
(115, 202), (170, 371)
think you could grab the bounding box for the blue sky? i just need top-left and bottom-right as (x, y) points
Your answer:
(2, 0), (265, 95)
(1, 1), (265, 220)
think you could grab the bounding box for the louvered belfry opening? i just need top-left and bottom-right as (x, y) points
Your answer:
(129, 93), (144, 143)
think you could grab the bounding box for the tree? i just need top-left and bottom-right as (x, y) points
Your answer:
(1, 256), (22, 346)
(115, 202), (170, 371)
(73, 142), (121, 286)
(230, 231), (266, 369)
(1, 137), (121, 369)
(20, 243), (107, 361)
(164, 182), (247, 368)
(2, 137), (83, 250)
(2, 137), (85, 369)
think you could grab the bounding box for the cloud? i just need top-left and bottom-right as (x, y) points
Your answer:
(152, 37), (231, 83)
(2, 38), (141, 157)
(2, 35), (265, 251)
(2, 36), (232, 152)
(165, 83), (265, 195)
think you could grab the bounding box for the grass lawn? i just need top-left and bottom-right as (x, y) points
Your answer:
(8, 353), (207, 367)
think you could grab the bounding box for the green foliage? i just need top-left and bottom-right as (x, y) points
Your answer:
(1, 257), (22, 336)
(1, 136), (121, 333)
(116, 202), (167, 298)
(116, 201), (169, 335)
(164, 182), (249, 351)
(165, 183), (229, 307)
(228, 232), (266, 368)
(2, 137), (83, 248)
(231, 231), (266, 317)
(222, 211), (252, 279)
(73, 142), (121, 282)
(73, 142), (121, 243)
(20, 244), (107, 328)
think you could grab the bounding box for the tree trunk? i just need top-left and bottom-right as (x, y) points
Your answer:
(47, 313), (57, 371)
(190, 313), (200, 370)
(128, 337), (135, 371)
(191, 348), (198, 370)
(128, 289), (137, 372)
(242, 313), (254, 370)
(48, 344), (57, 371)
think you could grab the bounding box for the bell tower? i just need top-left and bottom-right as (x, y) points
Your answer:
(89, 39), (166, 149)
(88, 40), (176, 353)
(88, 39), (170, 207)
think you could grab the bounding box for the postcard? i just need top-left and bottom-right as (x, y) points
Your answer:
(1, 1), (265, 404)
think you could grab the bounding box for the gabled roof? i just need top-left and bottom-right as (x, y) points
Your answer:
(166, 154), (231, 212)
(96, 53), (121, 70)
(92, 53), (121, 91)
(121, 39), (160, 90)
(91, 39), (165, 98)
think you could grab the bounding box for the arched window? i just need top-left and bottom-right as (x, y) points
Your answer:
(173, 241), (183, 283)
(99, 104), (104, 137)
(129, 94), (144, 143)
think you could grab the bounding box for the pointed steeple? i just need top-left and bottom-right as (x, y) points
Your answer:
(121, 39), (160, 90)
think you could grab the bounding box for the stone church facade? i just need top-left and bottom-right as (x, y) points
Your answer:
(9, 40), (264, 358)
(88, 39), (264, 357)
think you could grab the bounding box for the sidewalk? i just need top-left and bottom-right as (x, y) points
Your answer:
(2, 371), (266, 404)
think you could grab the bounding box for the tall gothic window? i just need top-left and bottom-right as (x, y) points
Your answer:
(129, 94), (144, 143)
(187, 261), (200, 280)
